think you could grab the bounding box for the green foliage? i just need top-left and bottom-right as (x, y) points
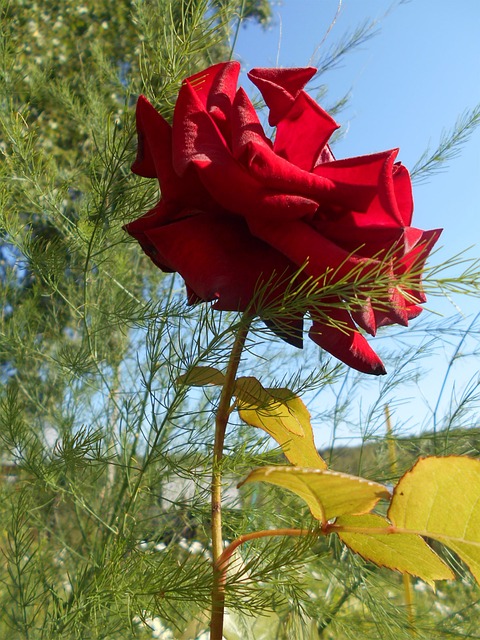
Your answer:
(1, 1), (480, 639)
(411, 104), (480, 185)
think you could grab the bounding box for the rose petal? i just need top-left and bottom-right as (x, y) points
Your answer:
(131, 95), (171, 179)
(375, 286), (410, 328)
(230, 91), (376, 214)
(230, 87), (273, 159)
(392, 162), (414, 226)
(314, 150), (407, 224)
(248, 66), (317, 126)
(374, 298), (424, 329)
(361, 149), (412, 227)
(309, 308), (386, 375)
(131, 95), (216, 211)
(173, 80), (319, 221)
(274, 90), (339, 171)
(312, 219), (405, 259)
(397, 228), (442, 302)
(351, 298), (377, 336)
(248, 216), (371, 284)
(185, 61), (240, 134)
(124, 201), (175, 272)
(143, 210), (298, 312)
(186, 283), (203, 305)
(264, 314), (304, 349)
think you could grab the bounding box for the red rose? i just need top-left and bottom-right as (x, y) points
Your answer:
(124, 62), (441, 375)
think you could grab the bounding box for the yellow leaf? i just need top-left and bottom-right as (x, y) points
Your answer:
(237, 383), (326, 469)
(239, 466), (390, 524)
(235, 377), (305, 436)
(235, 377), (305, 437)
(335, 513), (454, 587)
(234, 376), (270, 405)
(388, 456), (480, 584)
(177, 366), (225, 387)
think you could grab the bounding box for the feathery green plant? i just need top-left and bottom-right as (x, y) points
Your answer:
(1, 1), (480, 639)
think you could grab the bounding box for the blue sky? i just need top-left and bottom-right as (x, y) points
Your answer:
(236, 1), (479, 257)
(234, 1), (480, 447)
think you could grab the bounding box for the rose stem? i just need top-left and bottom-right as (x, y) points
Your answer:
(210, 315), (251, 640)
(211, 529), (313, 640)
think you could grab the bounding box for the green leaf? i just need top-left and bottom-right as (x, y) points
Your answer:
(176, 366), (226, 387)
(335, 513), (454, 587)
(388, 456), (480, 584)
(239, 466), (390, 524)
(237, 383), (326, 468)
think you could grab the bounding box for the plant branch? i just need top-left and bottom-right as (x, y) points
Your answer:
(211, 527), (313, 639)
(210, 313), (251, 640)
(215, 528), (313, 574)
(317, 577), (362, 636)
(411, 103), (480, 184)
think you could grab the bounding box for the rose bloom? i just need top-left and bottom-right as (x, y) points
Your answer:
(124, 62), (441, 375)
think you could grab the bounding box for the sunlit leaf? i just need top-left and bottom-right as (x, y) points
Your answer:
(235, 377), (302, 436)
(239, 466), (390, 524)
(235, 377), (304, 437)
(335, 513), (454, 587)
(177, 366), (225, 387)
(388, 456), (480, 584)
(237, 384), (326, 468)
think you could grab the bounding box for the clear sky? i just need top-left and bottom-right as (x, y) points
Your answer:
(235, 0), (479, 257)
(234, 1), (480, 447)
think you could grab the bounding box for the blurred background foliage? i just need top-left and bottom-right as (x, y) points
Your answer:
(1, 0), (479, 638)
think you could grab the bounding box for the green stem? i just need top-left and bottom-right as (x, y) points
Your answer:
(403, 573), (416, 633)
(210, 315), (251, 640)
(229, 0), (247, 61)
(317, 577), (362, 636)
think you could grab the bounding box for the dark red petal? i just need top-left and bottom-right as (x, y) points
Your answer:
(230, 87), (273, 159)
(405, 304), (424, 321)
(400, 227), (442, 279)
(248, 144), (379, 215)
(354, 149), (412, 227)
(230, 90), (375, 214)
(351, 298), (377, 336)
(312, 220), (405, 259)
(131, 95), (215, 211)
(131, 95), (170, 179)
(172, 79), (225, 175)
(173, 80), (319, 221)
(314, 150), (405, 223)
(186, 283), (203, 305)
(263, 314), (304, 348)
(375, 286), (410, 328)
(274, 91), (339, 171)
(143, 211), (298, 312)
(124, 200), (170, 236)
(374, 298), (424, 329)
(247, 66), (317, 126)
(374, 148), (405, 226)
(397, 228), (442, 302)
(392, 162), (414, 226)
(185, 61), (240, 130)
(196, 154), (320, 222)
(248, 217), (369, 284)
(123, 202), (175, 272)
(309, 309), (386, 375)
